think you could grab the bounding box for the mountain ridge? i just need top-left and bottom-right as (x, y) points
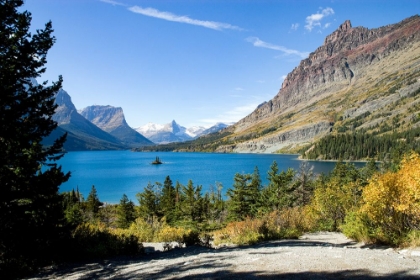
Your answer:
(141, 15), (420, 156)
(213, 15), (420, 154)
(51, 90), (128, 150)
(135, 120), (230, 144)
(79, 105), (153, 148)
(136, 120), (193, 144)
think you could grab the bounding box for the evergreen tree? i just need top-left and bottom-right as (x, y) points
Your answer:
(160, 176), (175, 223)
(0, 0), (69, 274)
(206, 182), (225, 225)
(227, 173), (252, 221)
(85, 185), (102, 218)
(173, 181), (183, 222)
(361, 158), (378, 184)
(137, 183), (160, 224)
(62, 190), (83, 226)
(248, 166), (262, 216)
(194, 183), (205, 223)
(116, 194), (136, 229)
(262, 161), (295, 211)
(182, 180), (195, 222)
(181, 180), (203, 225)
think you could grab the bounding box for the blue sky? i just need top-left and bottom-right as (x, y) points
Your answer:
(24, 0), (419, 128)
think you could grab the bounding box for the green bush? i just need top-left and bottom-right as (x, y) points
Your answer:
(405, 230), (420, 247)
(129, 218), (155, 242)
(341, 212), (375, 244)
(71, 223), (143, 259)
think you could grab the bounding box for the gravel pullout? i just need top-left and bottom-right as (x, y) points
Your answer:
(29, 232), (420, 279)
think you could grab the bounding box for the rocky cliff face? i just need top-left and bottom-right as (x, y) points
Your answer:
(222, 15), (420, 153)
(52, 90), (127, 150)
(79, 105), (153, 147)
(79, 105), (125, 132)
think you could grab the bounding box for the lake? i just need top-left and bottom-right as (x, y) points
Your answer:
(57, 151), (364, 204)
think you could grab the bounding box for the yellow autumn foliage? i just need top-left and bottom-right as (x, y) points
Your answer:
(359, 152), (420, 244)
(128, 218), (155, 242)
(212, 207), (308, 246)
(156, 224), (192, 244)
(310, 178), (362, 231)
(212, 217), (264, 245)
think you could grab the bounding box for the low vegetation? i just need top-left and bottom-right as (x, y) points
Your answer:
(55, 151), (420, 261)
(7, 148), (420, 278)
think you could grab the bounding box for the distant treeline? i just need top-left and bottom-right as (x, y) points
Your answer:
(302, 127), (420, 162)
(134, 131), (232, 152)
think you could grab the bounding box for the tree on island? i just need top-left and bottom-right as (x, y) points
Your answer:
(152, 156), (162, 164)
(0, 0), (69, 275)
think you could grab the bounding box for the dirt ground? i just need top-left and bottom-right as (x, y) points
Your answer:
(28, 232), (420, 279)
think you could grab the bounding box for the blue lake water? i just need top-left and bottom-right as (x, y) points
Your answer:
(58, 151), (365, 204)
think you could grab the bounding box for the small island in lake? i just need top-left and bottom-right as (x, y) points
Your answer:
(151, 156), (162, 165)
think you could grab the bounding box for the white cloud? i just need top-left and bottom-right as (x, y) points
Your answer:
(235, 87), (244, 91)
(100, 0), (126, 6)
(200, 102), (260, 125)
(305, 7), (334, 31)
(291, 23), (299, 31)
(128, 6), (243, 31)
(246, 37), (309, 59)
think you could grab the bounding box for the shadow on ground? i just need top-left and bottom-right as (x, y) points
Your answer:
(29, 238), (418, 280)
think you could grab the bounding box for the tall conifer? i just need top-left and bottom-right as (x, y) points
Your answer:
(0, 0), (69, 274)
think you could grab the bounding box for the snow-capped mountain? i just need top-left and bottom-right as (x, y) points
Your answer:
(186, 126), (206, 138)
(136, 120), (231, 144)
(200, 122), (232, 135)
(136, 120), (192, 144)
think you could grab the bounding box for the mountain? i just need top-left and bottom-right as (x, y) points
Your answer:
(79, 105), (153, 148)
(135, 121), (231, 144)
(140, 15), (420, 156)
(51, 89), (127, 150)
(208, 15), (420, 154)
(136, 120), (193, 144)
(201, 122), (232, 136)
(186, 126), (207, 138)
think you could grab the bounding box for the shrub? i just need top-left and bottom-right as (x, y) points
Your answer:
(353, 152), (420, 245)
(129, 218), (154, 242)
(156, 224), (188, 244)
(341, 212), (376, 244)
(212, 208), (308, 246)
(213, 217), (263, 245)
(309, 177), (363, 232)
(405, 230), (420, 247)
(263, 207), (310, 239)
(71, 223), (143, 259)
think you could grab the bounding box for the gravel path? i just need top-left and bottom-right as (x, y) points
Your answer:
(29, 232), (420, 279)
